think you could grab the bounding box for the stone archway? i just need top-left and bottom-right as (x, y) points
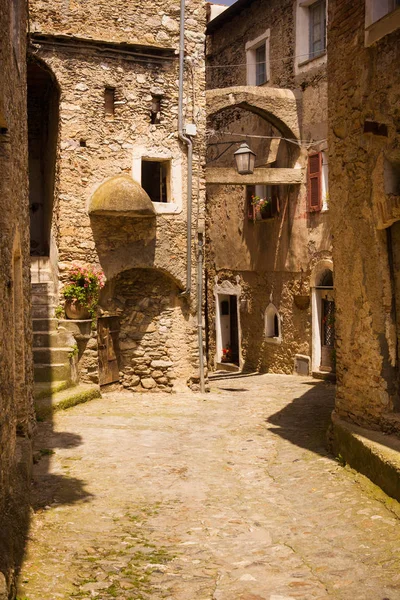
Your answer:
(207, 86), (300, 141)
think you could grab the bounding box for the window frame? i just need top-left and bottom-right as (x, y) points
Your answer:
(365, 0), (400, 45)
(246, 29), (270, 86)
(141, 158), (171, 204)
(264, 303), (282, 344)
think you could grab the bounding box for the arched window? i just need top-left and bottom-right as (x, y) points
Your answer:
(265, 303), (281, 342)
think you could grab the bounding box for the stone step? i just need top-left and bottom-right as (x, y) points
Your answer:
(33, 347), (72, 364)
(33, 330), (75, 348)
(31, 282), (57, 295)
(32, 318), (58, 332)
(31, 270), (54, 283)
(34, 380), (71, 401)
(31, 293), (58, 306)
(34, 363), (71, 383)
(32, 304), (56, 319)
(35, 383), (101, 420)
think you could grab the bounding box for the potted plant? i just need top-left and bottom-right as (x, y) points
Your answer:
(251, 194), (273, 221)
(62, 264), (105, 320)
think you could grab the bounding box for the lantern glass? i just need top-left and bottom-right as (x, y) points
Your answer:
(234, 143), (256, 175)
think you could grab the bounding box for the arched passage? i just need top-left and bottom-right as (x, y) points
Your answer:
(27, 57), (60, 257)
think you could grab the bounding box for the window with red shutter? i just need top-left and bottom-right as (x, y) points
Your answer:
(308, 152), (322, 212)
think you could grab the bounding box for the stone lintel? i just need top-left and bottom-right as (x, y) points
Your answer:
(206, 167), (304, 185)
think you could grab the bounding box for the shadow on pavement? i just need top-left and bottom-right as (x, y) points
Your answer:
(31, 423), (94, 510)
(266, 380), (336, 457)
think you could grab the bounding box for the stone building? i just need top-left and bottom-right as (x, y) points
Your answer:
(328, 1), (400, 496)
(28, 0), (207, 392)
(205, 0), (334, 377)
(0, 0), (35, 596)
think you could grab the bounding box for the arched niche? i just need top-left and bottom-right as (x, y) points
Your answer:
(264, 303), (281, 344)
(310, 260), (335, 374)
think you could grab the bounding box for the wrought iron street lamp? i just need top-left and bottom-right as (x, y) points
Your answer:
(234, 142), (256, 175)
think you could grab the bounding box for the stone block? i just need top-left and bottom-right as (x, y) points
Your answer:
(151, 360), (173, 368)
(141, 377), (156, 389)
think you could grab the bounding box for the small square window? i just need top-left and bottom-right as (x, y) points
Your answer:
(141, 160), (170, 203)
(246, 184), (280, 221)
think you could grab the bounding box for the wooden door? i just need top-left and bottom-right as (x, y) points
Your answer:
(98, 316), (120, 386)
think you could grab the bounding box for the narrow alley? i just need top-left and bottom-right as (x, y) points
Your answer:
(19, 375), (400, 600)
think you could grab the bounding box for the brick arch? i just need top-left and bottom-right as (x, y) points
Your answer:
(207, 86), (300, 141)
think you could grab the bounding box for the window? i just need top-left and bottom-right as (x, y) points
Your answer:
(295, 0), (327, 71)
(309, 0), (326, 58)
(246, 184), (280, 221)
(246, 29), (270, 86)
(104, 87), (115, 118)
(308, 153), (323, 212)
(141, 160), (170, 203)
(255, 45), (267, 86)
(265, 303), (281, 343)
(365, 0), (400, 45)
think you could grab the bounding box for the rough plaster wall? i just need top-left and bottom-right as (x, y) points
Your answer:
(205, 0), (331, 375)
(30, 0), (206, 388)
(0, 0), (34, 596)
(328, 0), (400, 426)
(104, 269), (198, 391)
(206, 0), (295, 90)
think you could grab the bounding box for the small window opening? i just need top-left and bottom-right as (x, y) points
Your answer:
(364, 120), (388, 137)
(265, 304), (281, 339)
(79, 139), (86, 148)
(141, 160), (169, 203)
(150, 95), (161, 124)
(246, 184), (280, 220)
(0, 127), (8, 135)
(104, 87), (115, 118)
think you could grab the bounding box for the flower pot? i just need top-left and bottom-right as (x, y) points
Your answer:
(64, 299), (90, 320)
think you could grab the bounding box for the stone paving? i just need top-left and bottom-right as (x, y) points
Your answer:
(18, 374), (400, 600)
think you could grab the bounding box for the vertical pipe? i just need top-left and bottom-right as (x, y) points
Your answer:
(178, 0), (192, 296)
(197, 233), (205, 393)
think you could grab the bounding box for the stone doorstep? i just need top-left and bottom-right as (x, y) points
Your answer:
(35, 383), (101, 420)
(330, 411), (400, 503)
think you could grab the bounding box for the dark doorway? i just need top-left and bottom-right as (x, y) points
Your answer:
(230, 295), (239, 365)
(27, 59), (59, 256)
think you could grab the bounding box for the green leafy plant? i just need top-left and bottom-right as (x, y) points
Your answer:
(62, 264), (105, 319)
(68, 344), (79, 359)
(55, 305), (64, 319)
(251, 194), (271, 211)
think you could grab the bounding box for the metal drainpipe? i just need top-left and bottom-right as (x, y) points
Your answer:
(197, 232), (205, 393)
(178, 0), (192, 296)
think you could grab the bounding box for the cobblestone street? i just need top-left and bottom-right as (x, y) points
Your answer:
(18, 375), (400, 600)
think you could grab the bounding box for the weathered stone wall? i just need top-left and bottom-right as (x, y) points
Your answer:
(0, 0), (34, 596)
(206, 0), (331, 374)
(206, 0), (295, 90)
(328, 1), (400, 427)
(29, 0), (206, 389)
(103, 269), (197, 391)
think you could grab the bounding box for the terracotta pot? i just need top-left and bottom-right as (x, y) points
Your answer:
(64, 299), (90, 320)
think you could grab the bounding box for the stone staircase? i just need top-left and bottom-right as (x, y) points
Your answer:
(31, 258), (75, 385)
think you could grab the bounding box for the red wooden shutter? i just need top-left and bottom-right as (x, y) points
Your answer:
(308, 153), (322, 211)
(246, 185), (256, 220)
